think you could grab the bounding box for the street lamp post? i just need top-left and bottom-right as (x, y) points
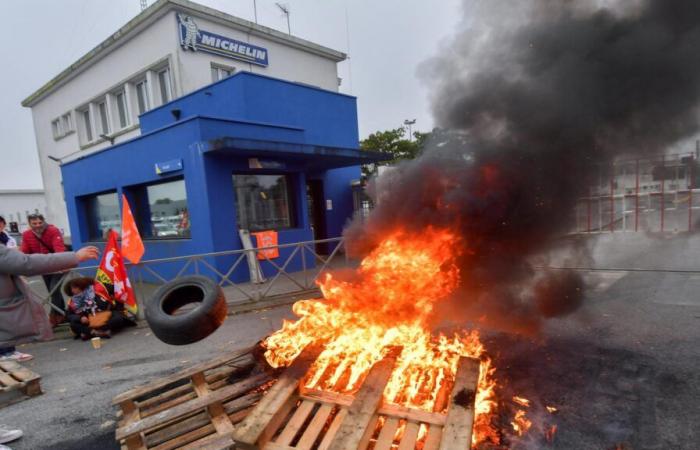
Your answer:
(403, 119), (416, 141)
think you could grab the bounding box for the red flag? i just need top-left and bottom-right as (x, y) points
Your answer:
(121, 195), (145, 264)
(95, 230), (138, 315)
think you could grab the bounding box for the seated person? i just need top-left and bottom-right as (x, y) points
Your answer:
(63, 277), (136, 340)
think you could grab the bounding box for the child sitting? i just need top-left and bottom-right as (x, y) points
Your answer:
(64, 277), (135, 340)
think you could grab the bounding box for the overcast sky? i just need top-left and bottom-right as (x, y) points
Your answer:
(0, 0), (463, 190)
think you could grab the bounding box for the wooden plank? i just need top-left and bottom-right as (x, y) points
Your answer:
(147, 393), (260, 449)
(317, 409), (347, 450)
(326, 348), (402, 450)
(191, 372), (235, 435)
(0, 371), (19, 388)
(296, 403), (333, 450)
(179, 432), (235, 450)
(422, 425), (442, 450)
(378, 404), (446, 426)
(275, 400), (316, 445)
(356, 414), (379, 450)
(264, 443), (297, 450)
(125, 434), (147, 450)
(139, 362), (251, 415)
(397, 421), (420, 450)
(116, 372), (268, 441)
(373, 417), (399, 450)
(438, 357), (480, 450)
(233, 345), (322, 449)
(113, 347), (254, 405)
(299, 388), (353, 407)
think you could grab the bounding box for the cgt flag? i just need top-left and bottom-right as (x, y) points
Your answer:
(96, 230), (138, 315)
(121, 195), (145, 264)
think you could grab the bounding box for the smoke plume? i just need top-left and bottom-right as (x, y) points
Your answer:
(345, 0), (700, 332)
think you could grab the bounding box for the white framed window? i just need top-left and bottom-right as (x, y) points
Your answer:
(51, 119), (62, 139)
(157, 68), (172, 104)
(211, 64), (234, 82)
(135, 79), (150, 114)
(97, 101), (110, 135)
(80, 108), (93, 143)
(61, 113), (73, 133)
(115, 90), (129, 129)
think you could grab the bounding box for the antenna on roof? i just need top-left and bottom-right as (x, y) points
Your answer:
(275, 3), (291, 35)
(253, 0), (258, 24)
(140, 0), (147, 11)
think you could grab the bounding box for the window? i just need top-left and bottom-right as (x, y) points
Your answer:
(81, 109), (93, 142)
(132, 179), (190, 239)
(233, 174), (295, 231)
(211, 64), (234, 82)
(62, 113), (73, 133)
(135, 80), (150, 114)
(51, 119), (62, 139)
(98, 101), (110, 135)
(158, 68), (172, 104)
(84, 191), (120, 240)
(115, 90), (129, 129)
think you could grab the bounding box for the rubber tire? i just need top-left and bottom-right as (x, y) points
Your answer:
(145, 276), (228, 345)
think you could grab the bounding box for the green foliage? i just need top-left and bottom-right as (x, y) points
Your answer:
(360, 127), (430, 178)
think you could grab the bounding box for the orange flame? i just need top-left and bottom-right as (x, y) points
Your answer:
(511, 409), (533, 436)
(264, 228), (500, 446)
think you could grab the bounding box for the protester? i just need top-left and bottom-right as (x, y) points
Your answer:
(64, 277), (136, 340)
(0, 217), (16, 249)
(0, 244), (99, 361)
(0, 244), (98, 449)
(20, 214), (68, 326)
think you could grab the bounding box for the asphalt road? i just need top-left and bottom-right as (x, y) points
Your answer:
(2, 233), (698, 450)
(3, 306), (295, 450)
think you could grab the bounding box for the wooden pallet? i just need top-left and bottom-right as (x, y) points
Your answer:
(0, 360), (42, 408)
(234, 347), (481, 450)
(114, 346), (272, 450)
(114, 346), (480, 450)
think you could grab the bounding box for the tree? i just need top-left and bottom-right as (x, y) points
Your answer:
(360, 127), (430, 178)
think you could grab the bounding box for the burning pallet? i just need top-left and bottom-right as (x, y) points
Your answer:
(0, 360), (42, 408)
(114, 345), (480, 450)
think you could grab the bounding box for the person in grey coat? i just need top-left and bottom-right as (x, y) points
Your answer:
(0, 244), (99, 361)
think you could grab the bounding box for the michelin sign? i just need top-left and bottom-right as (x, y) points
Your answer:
(178, 14), (269, 67)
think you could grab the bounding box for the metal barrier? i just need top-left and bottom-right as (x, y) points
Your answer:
(28, 236), (351, 317)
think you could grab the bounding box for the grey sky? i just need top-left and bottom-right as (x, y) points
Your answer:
(0, 0), (462, 190)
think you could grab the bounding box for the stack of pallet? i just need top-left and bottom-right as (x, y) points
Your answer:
(0, 360), (42, 408)
(114, 345), (480, 450)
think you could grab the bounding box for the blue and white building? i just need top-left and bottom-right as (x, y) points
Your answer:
(22, 0), (355, 240)
(60, 71), (383, 280)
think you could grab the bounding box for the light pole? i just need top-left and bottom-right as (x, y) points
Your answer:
(403, 119), (416, 141)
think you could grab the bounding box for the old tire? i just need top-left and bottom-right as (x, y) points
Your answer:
(145, 276), (227, 345)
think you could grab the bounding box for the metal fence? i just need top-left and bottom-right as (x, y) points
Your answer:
(574, 153), (700, 233)
(31, 237), (351, 318)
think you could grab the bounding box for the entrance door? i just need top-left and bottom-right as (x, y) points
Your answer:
(306, 180), (328, 255)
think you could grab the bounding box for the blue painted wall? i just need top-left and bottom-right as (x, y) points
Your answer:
(61, 73), (373, 283)
(140, 72), (359, 148)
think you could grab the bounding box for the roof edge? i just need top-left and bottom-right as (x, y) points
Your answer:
(22, 0), (347, 107)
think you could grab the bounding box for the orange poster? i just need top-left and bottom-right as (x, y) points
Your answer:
(252, 230), (279, 260)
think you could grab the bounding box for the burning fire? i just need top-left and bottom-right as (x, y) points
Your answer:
(264, 228), (506, 446)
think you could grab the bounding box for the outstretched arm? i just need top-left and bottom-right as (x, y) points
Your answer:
(0, 246), (99, 276)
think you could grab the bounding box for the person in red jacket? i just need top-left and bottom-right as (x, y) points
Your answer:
(21, 214), (68, 326)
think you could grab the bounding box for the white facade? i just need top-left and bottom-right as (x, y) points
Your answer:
(0, 190), (47, 232)
(22, 0), (345, 236)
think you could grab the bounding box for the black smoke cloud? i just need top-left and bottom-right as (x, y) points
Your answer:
(345, 0), (700, 332)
